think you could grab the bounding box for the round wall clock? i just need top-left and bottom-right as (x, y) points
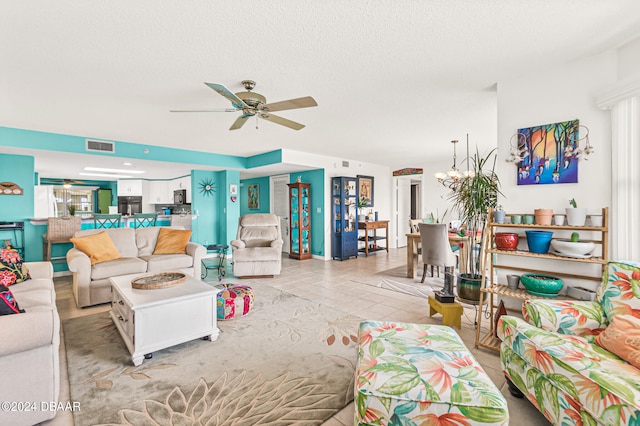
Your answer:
(198, 178), (216, 197)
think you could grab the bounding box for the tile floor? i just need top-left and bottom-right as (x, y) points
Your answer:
(45, 247), (549, 425)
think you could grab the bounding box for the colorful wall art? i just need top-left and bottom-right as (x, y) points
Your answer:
(516, 119), (580, 185)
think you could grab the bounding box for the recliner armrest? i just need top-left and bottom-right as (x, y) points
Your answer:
(231, 240), (245, 250)
(522, 299), (608, 338)
(270, 239), (283, 249)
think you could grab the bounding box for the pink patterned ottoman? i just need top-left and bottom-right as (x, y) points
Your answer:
(216, 284), (254, 320)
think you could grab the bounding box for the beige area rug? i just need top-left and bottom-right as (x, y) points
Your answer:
(63, 285), (360, 425)
(370, 265), (447, 299)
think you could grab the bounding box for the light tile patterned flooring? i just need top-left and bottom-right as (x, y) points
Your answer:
(45, 247), (549, 425)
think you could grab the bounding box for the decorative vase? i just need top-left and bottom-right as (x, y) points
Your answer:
(566, 207), (587, 226)
(493, 211), (506, 224)
(358, 214), (366, 222)
(534, 209), (553, 225)
(520, 273), (564, 297)
(456, 273), (484, 303)
(494, 232), (519, 250)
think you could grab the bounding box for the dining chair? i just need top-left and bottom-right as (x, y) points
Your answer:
(418, 223), (457, 287)
(42, 216), (82, 262)
(132, 213), (157, 228)
(94, 213), (122, 229)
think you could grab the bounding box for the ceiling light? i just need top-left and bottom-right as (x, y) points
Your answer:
(123, 162), (132, 166)
(79, 172), (133, 178)
(84, 167), (145, 174)
(435, 140), (462, 183)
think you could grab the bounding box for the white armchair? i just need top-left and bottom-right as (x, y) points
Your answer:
(230, 214), (283, 278)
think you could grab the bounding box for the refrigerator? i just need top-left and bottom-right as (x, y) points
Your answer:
(97, 189), (112, 214)
(33, 186), (58, 218)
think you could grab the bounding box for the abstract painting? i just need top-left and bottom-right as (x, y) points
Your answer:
(248, 184), (259, 209)
(516, 119), (580, 185)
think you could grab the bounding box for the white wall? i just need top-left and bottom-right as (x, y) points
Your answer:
(617, 35), (640, 80)
(496, 50), (616, 216)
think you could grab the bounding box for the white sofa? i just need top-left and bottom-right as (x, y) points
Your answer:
(67, 227), (206, 308)
(0, 262), (60, 426)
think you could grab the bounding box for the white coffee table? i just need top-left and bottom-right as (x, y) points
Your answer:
(110, 273), (219, 366)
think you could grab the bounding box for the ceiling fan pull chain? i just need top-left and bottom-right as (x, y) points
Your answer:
(255, 115), (259, 130)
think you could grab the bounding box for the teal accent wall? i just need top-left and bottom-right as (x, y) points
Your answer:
(239, 176), (271, 215)
(290, 169), (325, 256)
(191, 170), (217, 245)
(246, 150), (282, 168)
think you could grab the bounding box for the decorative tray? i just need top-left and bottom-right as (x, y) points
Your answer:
(131, 272), (186, 290)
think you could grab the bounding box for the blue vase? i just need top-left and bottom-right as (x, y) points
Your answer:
(525, 230), (553, 254)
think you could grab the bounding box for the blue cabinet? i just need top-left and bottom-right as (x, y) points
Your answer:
(331, 177), (359, 260)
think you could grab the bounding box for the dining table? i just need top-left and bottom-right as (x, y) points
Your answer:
(405, 232), (469, 279)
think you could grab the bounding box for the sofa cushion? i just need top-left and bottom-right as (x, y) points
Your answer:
(71, 231), (122, 265)
(11, 288), (55, 309)
(74, 228), (138, 258)
(0, 247), (30, 286)
(142, 254), (193, 272)
(153, 228), (192, 254)
(91, 257), (148, 280)
(0, 284), (24, 315)
(596, 314), (640, 369)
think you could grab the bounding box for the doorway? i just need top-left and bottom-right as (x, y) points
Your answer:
(270, 174), (290, 253)
(392, 175), (423, 248)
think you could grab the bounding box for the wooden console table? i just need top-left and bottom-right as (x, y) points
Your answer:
(358, 220), (389, 256)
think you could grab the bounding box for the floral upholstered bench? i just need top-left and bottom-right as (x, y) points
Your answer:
(355, 320), (508, 425)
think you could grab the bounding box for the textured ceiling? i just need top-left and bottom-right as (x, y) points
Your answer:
(1, 1), (640, 179)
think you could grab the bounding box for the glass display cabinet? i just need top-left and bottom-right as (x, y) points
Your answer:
(288, 182), (311, 260)
(331, 176), (359, 260)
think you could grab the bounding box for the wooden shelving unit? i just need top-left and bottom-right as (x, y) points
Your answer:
(474, 207), (609, 352)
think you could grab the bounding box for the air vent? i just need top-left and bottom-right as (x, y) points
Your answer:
(86, 139), (115, 153)
(342, 160), (349, 168)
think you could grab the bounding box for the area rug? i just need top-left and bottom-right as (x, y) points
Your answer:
(369, 265), (446, 299)
(63, 285), (361, 425)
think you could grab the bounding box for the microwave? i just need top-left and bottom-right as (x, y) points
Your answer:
(174, 189), (187, 204)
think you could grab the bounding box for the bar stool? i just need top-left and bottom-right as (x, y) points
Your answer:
(94, 214), (122, 229)
(170, 214), (192, 230)
(42, 216), (81, 262)
(133, 213), (157, 228)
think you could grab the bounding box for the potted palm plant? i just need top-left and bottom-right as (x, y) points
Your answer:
(445, 146), (502, 302)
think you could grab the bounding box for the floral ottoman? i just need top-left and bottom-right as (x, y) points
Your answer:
(216, 284), (254, 320)
(355, 320), (508, 425)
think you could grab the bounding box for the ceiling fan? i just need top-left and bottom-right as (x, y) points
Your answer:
(170, 80), (318, 131)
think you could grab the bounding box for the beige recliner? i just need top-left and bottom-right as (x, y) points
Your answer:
(231, 214), (283, 278)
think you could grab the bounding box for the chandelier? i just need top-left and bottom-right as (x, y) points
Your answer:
(435, 138), (474, 186)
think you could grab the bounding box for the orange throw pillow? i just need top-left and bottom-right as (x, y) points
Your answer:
(153, 228), (192, 255)
(70, 231), (122, 265)
(595, 314), (640, 368)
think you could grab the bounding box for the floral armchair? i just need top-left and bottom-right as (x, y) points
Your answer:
(497, 261), (640, 425)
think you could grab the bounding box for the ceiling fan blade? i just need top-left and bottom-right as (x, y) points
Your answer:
(259, 112), (305, 130)
(204, 83), (248, 109)
(259, 96), (318, 113)
(230, 115), (251, 130)
(170, 108), (237, 113)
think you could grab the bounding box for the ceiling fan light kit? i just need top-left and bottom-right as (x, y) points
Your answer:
(171, 80), (318, 131)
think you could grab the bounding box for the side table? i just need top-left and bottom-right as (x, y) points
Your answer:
(201, 244), (228, 281)
(427, 295), (463, 329)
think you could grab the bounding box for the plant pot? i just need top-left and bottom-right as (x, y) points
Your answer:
(553, 214), (565, 226)
(358, 215), (366, 222)
(566, 208), (587, 226)
(520, 273), (563, 297)
(456, 273), (484, 303)
(525, 230), (553, 254)
(494, 232), (519, 250)
(534, 209), (553, 225)
(493, 211), (506, 224)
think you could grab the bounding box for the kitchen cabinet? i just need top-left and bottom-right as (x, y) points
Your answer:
(474, 207), (609, 352)
(117, 179), (144, 196)
(169, 176), (192, 203)
(147, 181), (172, 204)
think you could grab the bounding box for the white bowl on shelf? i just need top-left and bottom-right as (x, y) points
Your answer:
(550, 239), (595, 258)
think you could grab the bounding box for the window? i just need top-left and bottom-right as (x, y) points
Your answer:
(53, 187), (96, 217)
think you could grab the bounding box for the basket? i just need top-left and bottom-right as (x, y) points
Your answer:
(131, 272), (187, 289)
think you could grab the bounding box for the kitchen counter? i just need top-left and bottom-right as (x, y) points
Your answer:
(30, 214), (194, 228)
